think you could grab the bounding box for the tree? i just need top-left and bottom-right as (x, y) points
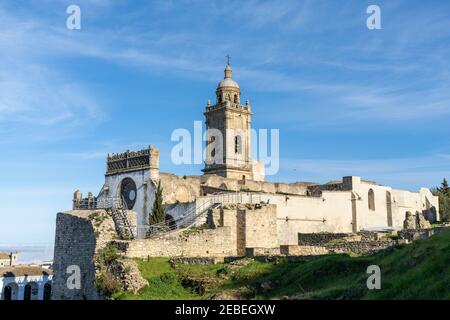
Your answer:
(149, 180), (166, 226)
(433, 178), (450, 222)
(438, 178), (449, 196)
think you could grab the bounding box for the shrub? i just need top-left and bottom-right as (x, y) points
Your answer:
(94, 272), (122, 297)
(97, 243), (121, 266)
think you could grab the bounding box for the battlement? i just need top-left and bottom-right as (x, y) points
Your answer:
(106, 145), (159, 176)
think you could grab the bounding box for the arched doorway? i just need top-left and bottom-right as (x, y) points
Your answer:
(43, 282), (52, 300)
(3, 283), (19, 300)
(24, 282), (39, 300)
(3, 285), (12, 300)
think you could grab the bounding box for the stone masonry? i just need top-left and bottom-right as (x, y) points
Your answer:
(52, 210), (135, 300)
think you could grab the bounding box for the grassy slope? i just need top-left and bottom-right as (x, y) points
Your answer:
(115, 229), (450, 300)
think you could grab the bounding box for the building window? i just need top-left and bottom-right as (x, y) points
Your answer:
(368, 189), (375, 211)
(234, 94), (238, 103)
(211, 148), (215, 158)
(24, 284), (31, 300)
(235, 136), (242, 154)
(44, 283), (52, 300)
(3, 285), (12, 300)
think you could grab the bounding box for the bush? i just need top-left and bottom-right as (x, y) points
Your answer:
(94, 272), (122, 297)
(160, 272), (178, 285)
(97, 243), (121, 266)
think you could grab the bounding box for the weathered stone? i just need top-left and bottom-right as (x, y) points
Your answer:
(416, 211), (432, 229)
(108, 258), (148, 294)
(403, 211), (417, 230)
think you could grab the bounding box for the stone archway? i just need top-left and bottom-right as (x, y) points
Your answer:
(24, 282), (39, 300)
(3, 283), (19, 300)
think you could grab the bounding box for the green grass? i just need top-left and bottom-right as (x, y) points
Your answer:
(115, 229), (450, 300)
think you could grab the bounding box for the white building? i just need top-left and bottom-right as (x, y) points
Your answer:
(0, 266), (52, 300)
(0, 252), (18, 267)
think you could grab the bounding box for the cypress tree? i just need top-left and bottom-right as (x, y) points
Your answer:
(150, 181), (166, 225)
(440, 178), (449, 196)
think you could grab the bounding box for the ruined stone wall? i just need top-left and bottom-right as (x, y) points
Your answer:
(244, 204), (278, 249)
(280, 245), (329, 256)
(118, 203), (278, 259)
(117, 227), (235, 258)
(52, 210), (117, 300)
(298, 233), (350, 246)
(326, 240), (398, 255)
(198, 174), (311, 196)
(398, 226), (448, 241)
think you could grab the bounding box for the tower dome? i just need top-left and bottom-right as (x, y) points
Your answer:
(217, 64), (240, 89)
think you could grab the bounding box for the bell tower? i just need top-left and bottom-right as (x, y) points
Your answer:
(203, 63), (253, 180)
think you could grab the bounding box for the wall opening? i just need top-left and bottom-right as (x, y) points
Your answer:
(368, 189), (375, 211)
(43, 282), (52, 300)
(386, 191), (393, 227)
(235, 135), (242, 154)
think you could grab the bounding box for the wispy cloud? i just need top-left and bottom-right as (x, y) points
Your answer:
(0, 5), (105, 144)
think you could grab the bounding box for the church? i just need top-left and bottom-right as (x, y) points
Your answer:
(51, 63), (442, 299)
(71, 63), (439, 244)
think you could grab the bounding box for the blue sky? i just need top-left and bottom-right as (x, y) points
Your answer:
(1, 0), (450, 246)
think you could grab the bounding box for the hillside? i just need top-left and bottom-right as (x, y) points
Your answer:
(114, 228), (450, 300)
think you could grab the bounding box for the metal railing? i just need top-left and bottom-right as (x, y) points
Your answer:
(141, 191), (263, 239)
(74, 191), (263, 239)
(142, 197), (220, 239)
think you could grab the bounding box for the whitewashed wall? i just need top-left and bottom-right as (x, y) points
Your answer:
(0, 275), (52, 300)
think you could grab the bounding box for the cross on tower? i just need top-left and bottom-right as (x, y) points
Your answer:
(226, 54), (231, 65)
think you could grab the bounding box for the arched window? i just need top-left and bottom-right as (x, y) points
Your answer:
(3, 285), (12, 300)
(23, 282), (39, 300)
(24, 284), (31, 300)
(368, 189), (375, 211)
(3, 283), (18, 300)
(235, 136), (242, 154)
(43, 283), (52, 300)
(234, 94), (238, 103)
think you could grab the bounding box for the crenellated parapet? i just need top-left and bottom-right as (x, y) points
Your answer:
(106, 145), (159, 176)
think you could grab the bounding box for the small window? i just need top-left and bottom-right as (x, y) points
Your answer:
(235, 136), (242, 154)
(368, 189), (375, 211)
(211, 148), (215, 157)
(234, 94), (238, 103)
